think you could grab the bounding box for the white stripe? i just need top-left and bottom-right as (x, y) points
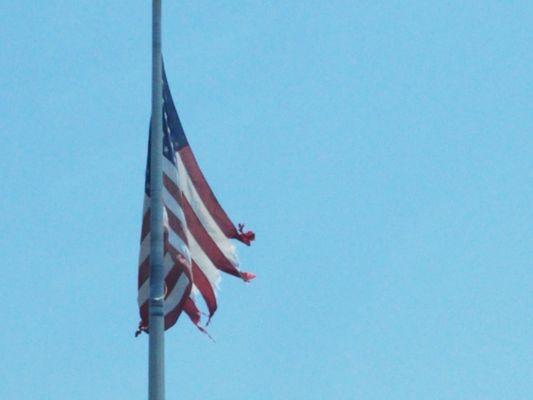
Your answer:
(176, 153), (240, 268)
(139, 216), (189, 279)
(162, 157), (187, 228)
(157, 222), (220, 298)
(139, 233), (151, 264)
(137, 253), (175, 306)
(162, 204), (189, 259)
(162, 154), (177, 178)
(164, 273), (190, 313)
(167, 228), (191, 264)
(187, 230), (221, 290)
(140, 206), (189, 265)
(163, 188), (186, 227)
(161, 159), (186, 221)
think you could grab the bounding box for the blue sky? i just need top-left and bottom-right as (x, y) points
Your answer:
(1, 1), (531, 399)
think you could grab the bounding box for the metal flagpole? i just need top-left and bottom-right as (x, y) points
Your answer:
(149, 1), (165, 400)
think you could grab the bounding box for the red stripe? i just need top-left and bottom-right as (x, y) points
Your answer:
(181, 195), (243, 279)
(138, 257), (150, 288)
(165, 206), (187, 244)
(163, 264), (182, 301)
(163, 193), (217, 316)
(178, 147), (238, 238)
(139, 234), (189, 303)
(166, 242), (192, 282)
(183, 297), (214, 339)
(139, 231), (186, 293)
(192, 261), (217, 317)
(164, 306), (182, 330)
(138, 203), (151, 291)
(141, 209), (150, 241)
(139, 276), (192, 331)
(183, 297), (201, 325)
(164, 281), (192, 330)
(163, 174), (183, 210)
(163, 247), (192, 302)
(163, 173), (179, 195)
(140, 249), (217, 321)
(139, 301), (149, 329)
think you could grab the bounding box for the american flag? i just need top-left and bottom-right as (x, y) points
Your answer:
(137, 66), (255, 335)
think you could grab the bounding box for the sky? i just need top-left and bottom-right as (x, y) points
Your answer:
(0, 1), (531, 399)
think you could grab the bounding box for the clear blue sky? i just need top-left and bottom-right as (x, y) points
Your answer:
(1, 1), (531, 399)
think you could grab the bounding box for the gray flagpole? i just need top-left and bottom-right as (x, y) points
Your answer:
(149, 1), (165, 400)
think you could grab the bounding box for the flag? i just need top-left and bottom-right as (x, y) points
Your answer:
(137, 65), (255, 335)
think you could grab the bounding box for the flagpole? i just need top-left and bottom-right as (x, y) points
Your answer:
(149, 1), (165, 400)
